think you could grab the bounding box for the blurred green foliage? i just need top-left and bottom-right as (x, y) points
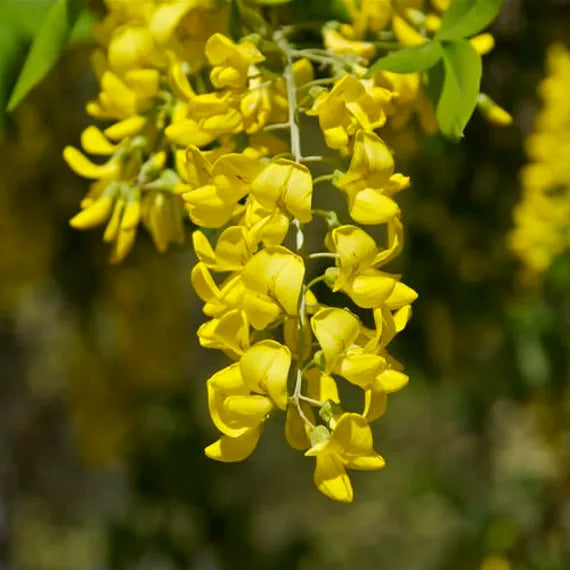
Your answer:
(0, 0), (569, 569)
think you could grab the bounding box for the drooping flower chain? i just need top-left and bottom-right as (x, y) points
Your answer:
(59, 0), (499, 502)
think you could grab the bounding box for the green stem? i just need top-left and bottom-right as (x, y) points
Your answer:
(313, 173), (335, 185)
(276, 30), (313, 428)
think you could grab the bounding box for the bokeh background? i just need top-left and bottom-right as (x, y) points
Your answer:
(1, 0), (569, 569)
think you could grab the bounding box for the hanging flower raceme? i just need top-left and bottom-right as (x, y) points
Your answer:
(63, 0), (505, 502)
(509, 43), (570, 276)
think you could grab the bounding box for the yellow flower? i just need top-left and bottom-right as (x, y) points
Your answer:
(87, 69), (159, 120)
(336, 130), (409, 224)
(197, 309), (250, 358)
(241, 197), (290, 247)
(240, 340), (292, 410)
(192, 225), (257, 272)
(107, 25), (156, 70)
(141, 190), (185, 253)
(323, 26), (376, 62)
(180, 147), (261, 228)
(199, 337), (293, 461)
(241, 246), (305, 330)
(306, 413), (385, 503)
(207, 362), (268, 438)
(325, 225), (418, 309)
(307, 75), (391, 150)
(311, 308), (387, 390)
(251, 159), (313, 223)
(191, 264), (245, 318)
(205, 33), (264, 90)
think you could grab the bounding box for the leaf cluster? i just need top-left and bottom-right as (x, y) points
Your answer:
(369, 0), (502, 140)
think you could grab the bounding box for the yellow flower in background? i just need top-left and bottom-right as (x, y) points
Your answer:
(509, 43), (570, 276)
(205, 33), (265, 90)
(323, 25), (377, 62)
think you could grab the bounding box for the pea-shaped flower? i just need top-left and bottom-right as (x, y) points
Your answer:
(306, 413), (385, 503)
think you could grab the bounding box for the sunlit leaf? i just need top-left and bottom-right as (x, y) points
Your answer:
(0, 27), (23, 128)
(437, 0), (502, 40)
(368, 41), (443, 74)
(7, 0), (85, 111)
(435, 40), (482, 140)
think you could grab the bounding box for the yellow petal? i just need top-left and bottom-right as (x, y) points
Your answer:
(124, 68), (160, 102)
(242, 247), (305, 316)
(70, 195), (114, 229)
(239, 340), (291, 409)
(310, 308), (360, 371)
(336, 351), (386, 388)
(109, 226), (136, 264)
(328, 225), (377, 289)
(103, 199), (125, 243)
(212, 153), (262, 202)
(205, 426), (261, 463)
(108, 26), (154, 69)
(207, 364), (251, 437)
(384, 281), (418, 310)
(63, 146), (119, 179)
(333, 414), (385, 469)
(104, 115), (146, 140)
(190, 263), (220, 304)
(165, 119), (216, 147)
(242, 291), (282, 330)
(393, 14), (426, 46)
(149, 0), (194, 42)
(192, 230), (217, 266)
(223, 395), (273, 423)
(120, 200), (141, 230)
(80, 126), (116, 155)
(183, 184), (235, 228)
(337, 130), (395, 193)
(348, 188), (400, 225)
(376, 369), (408, 393)
(470, 33), (494, 56)
(363, 385), (387, 422)
(305, 368), (339, 403)
(313, 453), (353, 503)
(347, 270), (396, 308)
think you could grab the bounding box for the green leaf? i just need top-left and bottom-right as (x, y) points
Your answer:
(255, 0), (292, 4)
(368, 40), (443, 74)
(6, 0), (85, 111)
(435, 39), (482, 140)
(0, 26), (24, 128)
(230, 0), (241, 40)
(0, 0), (56, 39)
(436, 0), (502, 40)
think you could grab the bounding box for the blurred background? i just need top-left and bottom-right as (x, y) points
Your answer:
(0, 0), (569, 569)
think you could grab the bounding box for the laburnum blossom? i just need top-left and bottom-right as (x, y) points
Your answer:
(509, 43), (570, 275)
(306, 413), (385, 503)
(307, 75), (392, 150)
(62, 0), (512, 503)
(336, 130), (409, 224)
(324, 225), (417, 309)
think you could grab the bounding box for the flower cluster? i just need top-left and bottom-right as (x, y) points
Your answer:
(64, 0), (503, 501)
(509, 43), (570, 276)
